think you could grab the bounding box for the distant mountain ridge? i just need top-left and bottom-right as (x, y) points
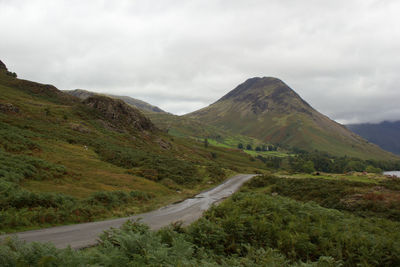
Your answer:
(64, 89), (166, 114)
(186, 77), (396, 160)
(347, 121), (400, 155)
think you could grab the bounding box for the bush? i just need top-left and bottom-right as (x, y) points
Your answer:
(85, 190), (153, 207)
(365, 165), (382, 174)
(0, 122), (40, 152)
(0, 150), (66, 182)
(94, 142), (200, 184)
(246, 174), (400, 222)
(188, 192), (400, 266)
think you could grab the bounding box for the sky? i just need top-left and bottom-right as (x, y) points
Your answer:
(1, 0), (400, 124)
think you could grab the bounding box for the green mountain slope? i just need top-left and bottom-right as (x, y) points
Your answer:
(186, 77), (396, 160)
(64, 89), (271, 155)
(0, 60), (267, 231)
(64, 89), (166, 113)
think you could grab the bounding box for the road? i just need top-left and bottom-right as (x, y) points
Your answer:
(1, 174), (255, 249)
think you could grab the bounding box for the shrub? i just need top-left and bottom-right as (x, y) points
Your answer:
(365, 165), (382, 174)
(0, 122), (40, 152)
(188, 192), (400, 266)
(94, 142), (200, 184)
(0, 150), (66, 182)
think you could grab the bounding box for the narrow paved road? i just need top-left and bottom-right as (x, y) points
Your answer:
(1, 174), (255, 249)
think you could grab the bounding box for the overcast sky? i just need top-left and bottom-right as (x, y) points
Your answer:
(1, 0), (400, 124)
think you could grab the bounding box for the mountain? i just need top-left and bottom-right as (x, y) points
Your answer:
(64, 89), (166, 113)
(347, 121), (400, 155)
(0, 60), (267, 232)
(186, 77), (396, 160)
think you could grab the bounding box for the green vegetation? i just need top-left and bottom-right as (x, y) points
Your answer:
(0, 67), (270, 232)
(185, 77), (399, 160)
(247, 174), (400, 221)
(93, 141), (201, 185)
(3, 176), (400, 266)
(2, 63), (400, 266)
(191, 191), (400, 266)
(288, 150), (400, 173)
(0, 220), (340, 267)
(0, 150), (66, 183)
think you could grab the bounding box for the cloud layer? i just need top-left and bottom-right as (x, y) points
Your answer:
(1, 0), (400, 123)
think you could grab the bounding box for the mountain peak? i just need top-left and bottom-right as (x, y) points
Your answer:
(185, 77), (395, 159)
(215, 76), (311, 115)
(219, 77), (286, 102)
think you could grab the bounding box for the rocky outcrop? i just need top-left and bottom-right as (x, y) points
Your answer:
(0, 103), (19, 113)
(69, 123), (91, 133)
(83, 95), (155, 132)
(65, 89), (166, 114)
(0, 60), (7, 70)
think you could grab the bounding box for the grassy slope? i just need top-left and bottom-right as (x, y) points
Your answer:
(185, 78), (397, 161)
(146, 111), (288, 159)
(0, 69), (269, 231)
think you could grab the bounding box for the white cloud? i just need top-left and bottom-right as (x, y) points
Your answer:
(1, 0), (400, 122)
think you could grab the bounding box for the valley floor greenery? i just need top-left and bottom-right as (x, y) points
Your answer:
(3, 175), (400, 266)
(2, 70), (400, 266)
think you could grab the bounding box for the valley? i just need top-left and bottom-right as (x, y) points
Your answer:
(1, 60), (400, 266)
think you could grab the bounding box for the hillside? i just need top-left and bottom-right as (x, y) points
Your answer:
(347, 121), (400, 155)
(0, 60), (267, 232)
(64, 89), (166, 113)
(186, 77), (396, 160)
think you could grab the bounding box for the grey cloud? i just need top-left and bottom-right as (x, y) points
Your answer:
(1, 0), (400, 122)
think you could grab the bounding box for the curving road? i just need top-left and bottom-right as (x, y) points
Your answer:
(1, 174), (255, 249)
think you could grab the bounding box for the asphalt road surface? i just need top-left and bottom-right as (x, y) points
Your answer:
(1, 174), (256, 249)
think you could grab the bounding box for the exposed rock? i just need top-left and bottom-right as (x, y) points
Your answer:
(0, 103), (19, 113)
(65, 89), (166, 113)
(70, 123), (91, 133)
(83, 95), (155, 132)
(157, 139), (172, 150)
(0, 60), (7, 70)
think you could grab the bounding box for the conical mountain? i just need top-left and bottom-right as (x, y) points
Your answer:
(186, 77), (395, 159)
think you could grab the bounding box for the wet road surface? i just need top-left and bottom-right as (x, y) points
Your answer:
(1, 174), (255, 249)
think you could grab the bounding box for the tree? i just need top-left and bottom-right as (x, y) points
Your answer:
(237, 143), (244, 149)
(345, 160), (366, 172)
(246, 144), (252, 150)
(255, 146), (261, 151)
(266, 157), (282, 169)
(302, 160), (315, 173)
(365, 165), (382, 174)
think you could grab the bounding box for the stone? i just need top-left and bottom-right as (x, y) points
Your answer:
(0, 103), (19, 113)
